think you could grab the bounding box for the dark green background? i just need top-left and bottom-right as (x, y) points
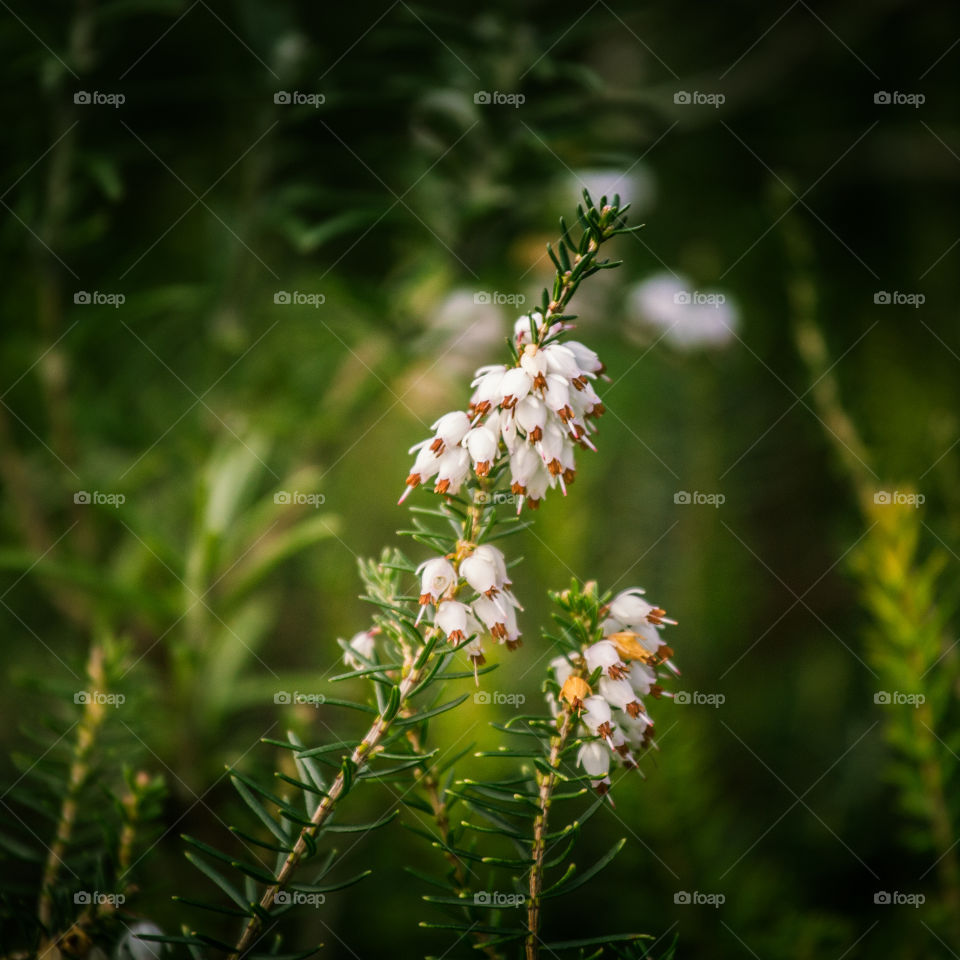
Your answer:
(1, 1), (958, 957)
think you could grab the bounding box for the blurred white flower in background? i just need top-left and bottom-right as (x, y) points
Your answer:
(627, 272), (739, 350)
(426, 289), (505, 375)
(567, 167), (657, 214)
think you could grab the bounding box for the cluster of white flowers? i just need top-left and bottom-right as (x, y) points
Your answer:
(415, 544), (522, 677)
(548, 587), (677, 796)
(399, 314), (608, 512)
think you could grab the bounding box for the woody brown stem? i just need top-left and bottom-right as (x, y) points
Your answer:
(526, 708), (574, 960)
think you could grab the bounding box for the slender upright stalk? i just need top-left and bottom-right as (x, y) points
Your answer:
(231, 652), (427, 958)
(783, 214), (960, 943)
(37, 644), (106, 933)
(526, 708), (574, 960)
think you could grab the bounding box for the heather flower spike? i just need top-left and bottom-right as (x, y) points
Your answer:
(546, 580), (678, 801)
(398, 313), (612, 514)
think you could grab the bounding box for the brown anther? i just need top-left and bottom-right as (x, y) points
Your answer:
(571, 376), (587, 390)
(529, 425), (543, 442)
(501, 395), (518, 409)
(505, 637), (523, 651)
(608, 664), (629, 680)
(533, 373), (547, 390)
(626, 701), (643, 719)
(597, 721), (613, 739)
(429, 437), (444, 454)
(562, 468), (576, 484)
(527, 498), (542, 510)
(405, 473), (422, 488)
(475, 461), (491, 477)
(650, 684), (664, 699)
(547, 459), (562, 476)
(511, 481), (527, 495)
(490, 622), (507, 639)
(435, 479), (451, 494)
(418, 593), (433, 606)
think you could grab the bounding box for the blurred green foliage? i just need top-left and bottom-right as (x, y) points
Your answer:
(2, 0), (960, 957)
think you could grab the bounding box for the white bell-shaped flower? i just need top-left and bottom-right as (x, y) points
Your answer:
(472, 544), (509, 586)
(472, 594), (507, 639)
(434, 445), (471, 495)
(464, 425), (499, 476)
(550, 654), (577, 687)
(581, 694), (614, 739)
(577, 740), (614, 794)
(399, 444), (442, 503)
(564, 340), (605, 376)
(599, 676), (646, 719)
(629, 660), (658, 697)
(542, 374), (574, 422)
(543, 342), (582, 380)
(461, 548), (503, 596)
(470, 365), (506, 416)
(417, 557), (457, 606)
(520, 343), (548, 388)
(585, 640), (628, 679)
(514, 395), (547, 441)
(499, 367), (533, 409)
(609, 588), (653, 626)
(430, 410), (471, 452)
(435, 599), (472, 644)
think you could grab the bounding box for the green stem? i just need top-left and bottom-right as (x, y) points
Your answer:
(37, 643), (106, 935)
